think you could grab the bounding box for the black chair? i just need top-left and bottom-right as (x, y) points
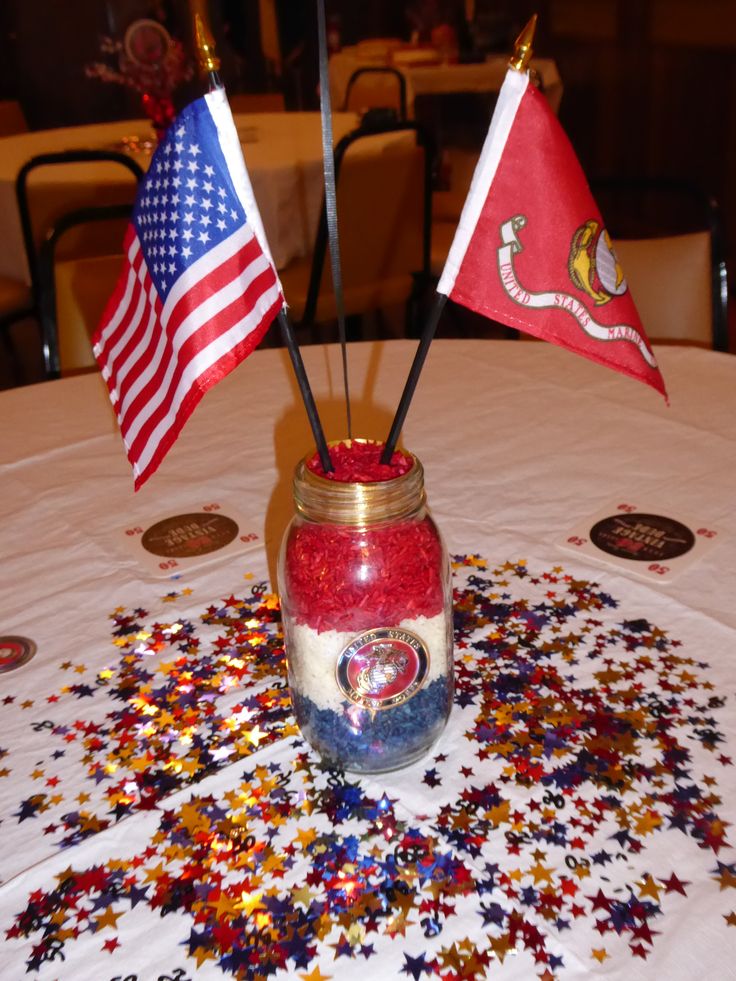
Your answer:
(14, 150), (144, 376)
(343, 67), (408, 121)
(278, 120), (435, 341)
(590, 176), (729, 351)
(37, 203), (133, 378)
(0, 281), (34, 386)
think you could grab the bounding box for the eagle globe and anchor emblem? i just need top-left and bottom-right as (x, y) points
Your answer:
(495, 213), (658, 369)
(568, 219), (628, 305)
(336, 628), (429, 709)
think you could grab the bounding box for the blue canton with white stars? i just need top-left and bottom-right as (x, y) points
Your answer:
(133, 97), (247, 303)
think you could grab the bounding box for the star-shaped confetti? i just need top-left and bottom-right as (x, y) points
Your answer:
(2, 556), (733, 980)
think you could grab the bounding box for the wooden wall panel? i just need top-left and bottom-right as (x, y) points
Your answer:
(651, 0), (736, 47)
(537, 0), (736, 316)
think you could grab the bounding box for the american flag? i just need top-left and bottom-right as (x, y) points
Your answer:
(93, 89), (283, 489)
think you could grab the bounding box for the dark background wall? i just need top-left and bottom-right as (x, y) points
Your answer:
(536, 0), (736, 276)
(1, 0), (735, 287)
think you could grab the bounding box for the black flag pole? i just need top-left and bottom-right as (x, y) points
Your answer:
(379, 295), (447, 464)
(380, 16), (539, 465)
(277, 310), (333, 472)
(191, 1), (333, 473)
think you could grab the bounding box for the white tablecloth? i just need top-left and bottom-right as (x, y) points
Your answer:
(330, 50), (563, 115)
(1, 340), (735, 979)
(0, 111), (361, 282)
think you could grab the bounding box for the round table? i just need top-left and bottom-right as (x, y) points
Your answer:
(330, 49), (564, 116)
(0, 340), (734, 979)
(0, 110), (361, 282)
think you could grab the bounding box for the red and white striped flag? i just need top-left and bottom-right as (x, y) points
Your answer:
(93, 87), (283, 489)
(437, 67), (667, 399)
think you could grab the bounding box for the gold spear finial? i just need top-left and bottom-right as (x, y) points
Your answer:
(509, 14), (537, 72)
(191, 0), (221, 77)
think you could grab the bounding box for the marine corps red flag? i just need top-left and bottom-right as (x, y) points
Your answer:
(437, 68), (667, 399)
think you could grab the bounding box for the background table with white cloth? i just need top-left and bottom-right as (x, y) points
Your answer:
(1, 339), (735, 980)
(0, 110), (364, 282)
(329, 50), (564, 116)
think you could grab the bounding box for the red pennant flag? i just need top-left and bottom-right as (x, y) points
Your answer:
(437, 68), (667, 399)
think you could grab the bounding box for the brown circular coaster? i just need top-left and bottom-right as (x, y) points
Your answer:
(141, 513), (239, 558)
(589, 512), (695, 563)
(0, 636), (37, 673)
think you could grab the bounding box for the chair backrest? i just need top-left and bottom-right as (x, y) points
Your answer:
(612, 234), (715, 348)
(228, 92), (286, 113)
(301, 121), (434, 327)
(343, 67), (408, 121)
(15, 150), (144, 298)
(354, 38), (403, 63)
(591, 176), (728, 351)
(432, 147), (479, 222)
(37, 203), (132, 378)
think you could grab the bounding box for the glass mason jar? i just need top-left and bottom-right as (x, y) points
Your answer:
(277, 440), (454, 773)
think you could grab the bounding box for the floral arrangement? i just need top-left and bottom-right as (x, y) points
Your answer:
(86, 34), (192, 99)
(85, 21), (193, 136)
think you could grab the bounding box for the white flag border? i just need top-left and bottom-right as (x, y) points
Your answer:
(205, 86), (284, 297)
(436, 68), (529, 296)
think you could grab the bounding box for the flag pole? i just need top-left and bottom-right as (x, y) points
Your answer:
(379, 295), (447, 464)
(191, 1), (333, 473)
(379, 15), (538, 466)
(276, 310), (333, 472)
